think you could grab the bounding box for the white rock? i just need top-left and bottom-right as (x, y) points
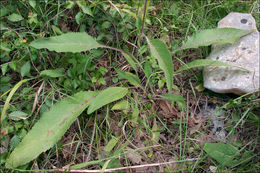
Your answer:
(203, 12), (259, 95)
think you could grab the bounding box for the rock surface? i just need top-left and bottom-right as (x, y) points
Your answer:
(203, 12), (259, 95)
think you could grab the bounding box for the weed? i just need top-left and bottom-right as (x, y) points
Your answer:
(0, 0), (259, 172)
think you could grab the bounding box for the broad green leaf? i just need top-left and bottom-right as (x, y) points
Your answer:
(20, 61), (31, 77)
(115, 69), (141, 88)
(5, 91), (97, 168)
(104, 138), (119, 152)
(147, 39), (173, 91)
(7, 13), (24, 22)
(87, 87), (128, 114)
(8, 111), (28, 121)
(176, 59), (249, 73)
(30, 32), (102, 53)
(160, 94), (185, 104)
(180, 28), (253, 50)
(203, 143), (240, 167)
(40, 69), (64, 78)
(122, 52), (137, 72)
(1, 79), (30, 123)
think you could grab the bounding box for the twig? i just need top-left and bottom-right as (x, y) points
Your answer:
(30, 81), (44, 117)
(56, 158), (199, 172)
(86, 117), (96, 162)
(27, 47), (40, 74)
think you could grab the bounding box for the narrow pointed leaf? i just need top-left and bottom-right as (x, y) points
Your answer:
(30, 32), (102, 53)
(87, 87), (128, 114)
(147, 39), (173, 91)
(160, 94), (185, 104)
(40, 69), (64, 78)
(1, 79), (30, 123)
(180, 28), (253, 50)
(176, 59), (249, 73)
(122, 52), (137, 72)
(5, 91), (97, 168)
(115, 69), (141, 87)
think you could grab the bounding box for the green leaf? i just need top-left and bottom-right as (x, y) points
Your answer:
(160, 94), (185, 104)
(102, 21), (111, 29)
(122, 52), (137, 72)
(1, 79), (30, 123)
(51, 25), (63, 35)
(180, 28), (253, 50)
(8, 111), (28, 121)
(152, 119), (160, 143)
(5, 91), (97, 168)
(29, 0), (36, 9)
(104, 138), (119, 153)
(176, 59), (249, 73)
(0, 152), (8, 164)
(75, 12), (83, 25)
(87, 87), (128, 114)
(147, 39), (173, 91)
(1, 63), (8, 75)
(203, 143), (240, 167)
(111, 100), (129, 110)
(30, 32), (102, 53)
(9, 135), (20, 151)
(7, 13), (24, 22)
(0, 21), (8, 30)
(115, 69), (141, 88)
(101, 160), (111, 173)
(0, 7), (10, 17)
(40, 69), (64, 78)
(77, 1), (93, 16)
(144, 61), (152, 79)
(0, 42), (11, 51)
(20, 61), (31, 77)
(65, 1), (75, 9)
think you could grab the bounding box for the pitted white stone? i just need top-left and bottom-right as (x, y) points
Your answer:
(203, 12), (259, 95)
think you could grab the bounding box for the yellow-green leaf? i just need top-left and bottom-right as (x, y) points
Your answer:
(115, 69), (141, 88)
(147, 39), (173, 92)
(30, 32), (102, 53)
(87, 87), (128, 114)
(5, 91), (97, 168)
(180, 28), (253, 50)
